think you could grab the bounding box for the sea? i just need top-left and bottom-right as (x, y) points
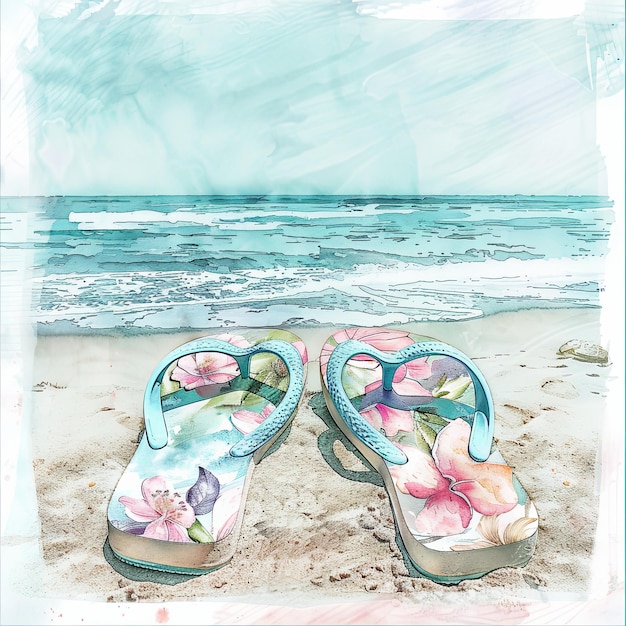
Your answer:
(0, 195), (615, 335)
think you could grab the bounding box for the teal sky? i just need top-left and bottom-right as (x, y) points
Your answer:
(1, 0), (623, 195)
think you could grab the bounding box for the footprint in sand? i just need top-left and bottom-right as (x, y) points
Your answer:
(541, 379), (579, 399)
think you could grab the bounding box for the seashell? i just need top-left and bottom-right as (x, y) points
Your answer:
(557, 339), (609, 364)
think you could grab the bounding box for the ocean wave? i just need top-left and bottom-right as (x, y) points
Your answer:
(5, 195), (611, 333)
(33, 255), (605, 332)
(66, 199), (609, 232)
(67, 204), (405, 230)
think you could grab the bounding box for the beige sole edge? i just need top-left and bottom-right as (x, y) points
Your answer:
(320, 380), (537, 582)
(108, 365), (307, 575)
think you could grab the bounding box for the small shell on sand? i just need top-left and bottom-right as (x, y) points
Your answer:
(557, 340), (609, 364)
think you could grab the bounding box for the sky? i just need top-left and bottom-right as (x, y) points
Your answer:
(1, 0), (624, 196)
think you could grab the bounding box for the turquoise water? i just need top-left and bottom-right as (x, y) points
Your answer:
(0, 195), (613, 334)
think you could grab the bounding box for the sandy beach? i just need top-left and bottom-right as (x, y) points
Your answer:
(2, 307), (622, 623)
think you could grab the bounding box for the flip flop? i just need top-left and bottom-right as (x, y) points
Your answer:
(319, 327), (538, 584)
(107, 329), (307, 575)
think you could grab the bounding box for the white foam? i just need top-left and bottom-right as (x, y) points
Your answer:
(67, 204), (411, 230)
(31, 255), (605, 328)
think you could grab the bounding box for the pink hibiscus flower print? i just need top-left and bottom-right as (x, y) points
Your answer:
(119, 476), (196, 542)
(360, 403), (414, 437)
(320, 328), (415, 377)
(390, 419), (518, 537)
(231, 403), (275, 435)
(171, 333), (251, 391)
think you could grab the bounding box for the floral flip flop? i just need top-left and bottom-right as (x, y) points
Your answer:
(107, 329), (307, 574)
(320, 328), (538, 584)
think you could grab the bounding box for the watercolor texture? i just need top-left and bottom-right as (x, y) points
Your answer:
(0, 0), (623, 624)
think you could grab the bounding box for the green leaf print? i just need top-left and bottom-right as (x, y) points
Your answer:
(187, 519), (214, 544)
(416, 411), (449, 427)
(415, 420), (437, 450)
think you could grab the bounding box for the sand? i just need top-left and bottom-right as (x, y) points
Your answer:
(1, 308), (623, 624)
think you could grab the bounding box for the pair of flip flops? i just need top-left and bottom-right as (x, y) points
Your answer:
(107, 327), (538, 584)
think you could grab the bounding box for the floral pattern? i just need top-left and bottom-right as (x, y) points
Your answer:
(119, 476), (196, 542)
(171, 333), (251, 391)
(390, 419), (518, 536)
(115, 466), (247, 545)
(118, 468), (223, 543)
(322, 327), (538, 552)
(360, 403), (415, 437)
(319, 327), (414, 377)
(231, 403), (275, 435)
(211, 483), (243, 541)
(109, 330), (307, 547)
(450, 507), (538, 551)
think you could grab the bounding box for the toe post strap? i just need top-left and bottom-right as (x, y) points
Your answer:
(143, 338), (304, 456)
(326, 339), (495, 464)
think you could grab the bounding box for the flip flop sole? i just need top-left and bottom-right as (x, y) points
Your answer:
(320, 327), (538, 584)
(107, 329), (307, 574)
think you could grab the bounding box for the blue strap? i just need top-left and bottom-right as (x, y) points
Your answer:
(325, 339), (495, 464)
(143, 338), (304, 457)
